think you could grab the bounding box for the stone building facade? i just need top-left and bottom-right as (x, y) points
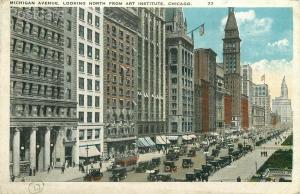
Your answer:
(216, 63), (225, 132)
(252, 105), (265, 128)
(10, 7), (77, 176)
(136, 8), (166, 137)
(165, 8), (194, 135)
(241, 64), (253, 128)
(253, 83), (271, 126)
(103, 8), (139, 155)
(241, 94), (249, 129)
(223, 8), (242, 128)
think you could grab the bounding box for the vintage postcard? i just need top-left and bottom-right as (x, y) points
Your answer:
(0, 0), (299, 193)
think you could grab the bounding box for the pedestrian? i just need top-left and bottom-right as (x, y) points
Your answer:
(47, 165), (50, 174)
(237, 176), (241, 182)
(33, 168), (36, 176)
(261, 151), (263, 157)
(100, 161), (102, 169)
(29, 168), (32, 176)
(266, 151), (268, 157)
(11, 175), (15, 182)
(61, 166), (65, 174)
(79, 163), (81, 171)
(21, 177), (25, 182)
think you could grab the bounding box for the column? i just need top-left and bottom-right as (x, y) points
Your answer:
(13, 128), (20, 177)
(30, 127), (37, 170)
(44, 126), (51, 171)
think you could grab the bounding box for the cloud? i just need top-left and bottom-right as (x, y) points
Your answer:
(250, 58), (292, 73)
(220, 10), (273, 36)
(267, 38), (289, 49)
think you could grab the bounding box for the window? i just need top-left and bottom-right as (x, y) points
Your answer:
(88, 12), (92, 24)
(79, 43), (84, 55)
(79, 8), (84, 21)
(67, 55), (71, 65)
(79, 94), (84, 106)
(87, 45), (92, 57)
(87, 63), (92, 74)
(112, 26), (116, 36)
(95, 16), (100, 27)
(95, 80), (100, 91)
(66, 72), (71, 82)
(87, 129), (92, 139)
(67, 20), (71, 31)
(95, 48), (99, 60)
(87, 95), (92, 106)
(67, 89), (71, 99)
(79, 112), (84, 123)
(171, 78), (177, 84)
(95, 129), (100, 139)
(79, 60), (84, 72)
(87, 79), (92, 90)
(95, 112), (99, 123)
(87, 112), (92, 123)
(87, 28), (92, 41)
(95, 65), (100, 76)
(119, 30), (123, 39)
(79, 25), (84, 38)
(79, 130), (85, 140)
(79, 77), (84, 89)
(95, 32), (99, 44)
(95, 96), (100, 107)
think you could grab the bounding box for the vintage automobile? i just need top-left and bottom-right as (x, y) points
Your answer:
(215, 144), (221, 150)
(151, 157), (161, 167)
(185, 173), (197, 182)
(209, 160), (220, 171)
(231, 150), (242, 160)
(135, 161), (150, 173)
(206, 155), (214, 164)
(164, 161), (177, 172)
(220, 156), (232, 166)
(83, 168), (103, 182)
(109, 167), (127, 182)
(166, 150), (179, 161)
(202, 164), (214, 175)
(182, 158), (194, 168)
(179, 145), (188, 156)
(244, 144), (253, 152)
(211, 149), (220, 157)
(156, 173), (173, 182)
(146, 169), (160, 182)
(194, 168), (203, 180)
(187, 149), (196, 157)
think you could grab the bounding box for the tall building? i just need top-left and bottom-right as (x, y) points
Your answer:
(216, 63), (225, 132)
(272, 76), (293, 127)
(223, 8), (242, 128)
(136, 8), (166, 137)
(252, 105), (265, 128)
(241, 64), (253, 128)
(10, 7), (77, 176)
(194, 48), (216, 133)
(76, 7), (104, 163)
(253, 83), (271, 126)
(165, 8), (194, 135)
(103, 8), (139, 155)
(241, 94), (249, 129)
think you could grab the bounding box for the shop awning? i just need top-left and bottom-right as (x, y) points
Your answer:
(145, 137), (156, 146)
(137, 138), (151, 147)
(182, 135), (192, 140)
(156, 136), (166, 144)
(166, 136), (178, 141)
(189, 134), (197, 139)
(161, 136), (171, 144)
(79, 146), (101, 158)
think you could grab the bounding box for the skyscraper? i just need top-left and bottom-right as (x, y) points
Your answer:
(165, 8), (194, 135)
(223, 8), (242, 128)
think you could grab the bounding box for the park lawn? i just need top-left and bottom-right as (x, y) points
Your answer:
(257, 149), (293, 174)
(282, 134), (293, 146)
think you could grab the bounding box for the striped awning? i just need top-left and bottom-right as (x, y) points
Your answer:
(79, 146), (101, 158)
(145, 137), (156, 146)
(182, 135), (192, 140)
(161, 136), (171, 144)
(156, 136), (166, 145)
(166, 136), (178, 141)
(136, 138), (151, 147)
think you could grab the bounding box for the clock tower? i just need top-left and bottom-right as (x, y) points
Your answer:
(223, 8), (242, 127)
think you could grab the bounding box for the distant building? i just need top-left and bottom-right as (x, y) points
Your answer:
(165, 8), (194, 135)
(270, 112), (281, 129)
(194, 48), (217, 133)
(252, 105), (265, 128)
(253, 83), (271, 126)
(223, 8), (242, 128)
(241, 94), (249, 129)
(272, 76), (293, 128)
(241, 64), (253, 128)
(216, 63), (225, 131)
(224, 92), (232, 128)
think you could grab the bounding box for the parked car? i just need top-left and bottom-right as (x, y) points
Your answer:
(147, 169), (160, 182)
(151, 157), (161, 167)
(185, 173), (197, 182)
(211, 149), (220, 157)
(83, 168), (103, 182)
(109, 167), (127, 182)
(187, 149), (196, 157)
(194, 168), (203, 180)
(202, 164), (214, 175)
(182, 158), (194, 168)
(164, 161), (177, 172)
(135, 161), (149, 173)
(166, 150), (179, 161)
(155, 173), (173, 182)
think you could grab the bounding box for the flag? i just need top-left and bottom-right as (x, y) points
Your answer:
(261, 74), (265, 81)
(199, 24), (205, 36)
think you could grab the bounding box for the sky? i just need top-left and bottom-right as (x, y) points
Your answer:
(183, 8), (293, 101)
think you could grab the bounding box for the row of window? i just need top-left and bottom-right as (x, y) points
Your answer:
(78, 111), (101, 123)
(78, 94), (100, 107)
(79, 43), (100, 60)
(106, 24), (134, 46)
(106, 98), (134, 110)
(106, 74), (133, 86)
(78, 77), (100, 91)
(11, 17), (63, 45)
(137, 125), (165, 135)
(79, 128), (100, 140)
(11, 39), (63, 62)
(79, 8), (100, 27)
(106, 37), (134, 56)
(79, 25), (100, 44)
(107, 127), (134, 136)
(78, 60), (100, 76)
(106, 50), (133, 66)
